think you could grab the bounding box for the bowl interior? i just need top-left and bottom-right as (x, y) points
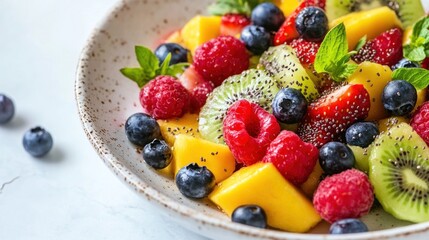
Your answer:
(76, 0), (429, 239)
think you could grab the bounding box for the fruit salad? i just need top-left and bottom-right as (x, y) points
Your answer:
(120, 0), (429, 235)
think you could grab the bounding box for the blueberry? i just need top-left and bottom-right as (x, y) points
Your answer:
(154, 43), (189, 66)
(319, 142), (355, 175)
(231, 205), (267, 228)
(295, 7), (328, 41)
(23, 126), (53, 157)
(0, 94), (15, 124)
(345, 122), (379, 148)
(125, 113), (162, 147)
(272, 88), (307, 124)
(240, 25), (272, 55)
(143, 139), (172, 169)
(391, 58), (420, 70)
(251, 3), (285, 32)
(175, 163), (215, 199)
(329, 218), (369, 234)
(382, 80), (417, 116)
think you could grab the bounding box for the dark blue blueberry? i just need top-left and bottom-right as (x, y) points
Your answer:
(232, 205), (267, 228)
(391, 58), (420, 70)
(272, 88), (307, 124)
(382, 80), (417, 116)
(345, 122), (379, 148)
(154, 43), (189, 66)
(0, 94), (15, 124)
(240, 25), (272, 55)
(125, 113), (162, 147)
(329, 218), (369, 234)
(143, 139), (172, 169)
(319, 142), (355, 175)
(23, 126), (53, 157)
(295, 7), (328, 41)
(175, 163), (215, 199)
(251, 3), (285, 32)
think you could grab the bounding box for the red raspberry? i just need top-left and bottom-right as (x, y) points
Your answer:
(223, 100), (280, 166)
(190, 81), (214, 112)
(313, 169), (374, 223)
(194, 36), (249, 87)
(262, 131), (318, 185)
(410, 101), (429, 145)
(139, 76), (190, 119)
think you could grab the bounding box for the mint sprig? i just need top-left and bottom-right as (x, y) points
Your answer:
(392, 68), (429, 90)
(208, 0), (270, 16)
(314, 23), (358, 82)
(120, 46), (189, 88)
(403, 16), (429, 62)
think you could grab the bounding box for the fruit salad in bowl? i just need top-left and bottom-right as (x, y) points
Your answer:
(76, 0), (429, 238)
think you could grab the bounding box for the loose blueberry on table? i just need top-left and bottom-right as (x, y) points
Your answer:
(120, 0), (429, 234)
(0, 93), (15, 124)
(23, 126), (53, 157)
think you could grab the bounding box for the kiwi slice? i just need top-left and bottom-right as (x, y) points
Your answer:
(260, 45), (319, 102)
(326, 0), (425, 27)
(369, 123), (429, 223)
(199, 69), (279, 144)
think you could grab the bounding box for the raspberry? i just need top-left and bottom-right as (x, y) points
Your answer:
(190, 81), (214, 112)
(262, 131), (318, 185)
(193, 36), (249, 87)
(313, 169), (374, 223)
(410, 101), (429, 145)
(223, 100), (280, 166)
(139, 76), (190, 119)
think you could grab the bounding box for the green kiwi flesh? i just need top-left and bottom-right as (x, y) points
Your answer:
(350, 144), (372, 173)
(369, 123), (429, 223)
(198, 69), (279, 144)
(326, 0), (425, 28)
(260, 45), (319, 102)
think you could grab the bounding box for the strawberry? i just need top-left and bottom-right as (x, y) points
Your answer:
(421, 57), (429, 69)
(179, 65), (206, 92)
(220, 14), (251, 37)
(353, 28), (403, 67)
(273, 0), (325, 46)
(289, 38), (321, 64)
(297, 84), (370, 148)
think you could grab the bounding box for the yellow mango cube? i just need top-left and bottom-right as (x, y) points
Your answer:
(164, 30), (185, 46)
(274, 0), (300, 16)
(330, 7), (402, 50)
(173, 135), (235, 183)
(348, 62), (392, 121)
(300, 161), (324, 198)
(415, 89), (427, 112)
(181, 15), (221, 54)
(209, 162), (321, 233)
(157, 113), (200, 147)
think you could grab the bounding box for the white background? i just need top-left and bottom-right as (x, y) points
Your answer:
(0, 0), (207, 239)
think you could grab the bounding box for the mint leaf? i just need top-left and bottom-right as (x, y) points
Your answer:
(392, 68), (429, 90)
(120, 68), (149, 88)
(404, 16), (429, 62)
(135, 46), (159, 78)
(315, 24), (348, 73)
(166, 63), (190, 76)
(314, 23), (357, 82)
(157, 53), (172, 75)
(355, 35), (367, 52)
(207, 0), (270, 16)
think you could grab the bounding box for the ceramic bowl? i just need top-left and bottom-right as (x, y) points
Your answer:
(75, 0), (429, 239)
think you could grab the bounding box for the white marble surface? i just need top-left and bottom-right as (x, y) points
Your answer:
(0, 1), (207, 239)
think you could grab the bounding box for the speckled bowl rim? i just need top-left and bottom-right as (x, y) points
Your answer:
(75, 0), (429, 239)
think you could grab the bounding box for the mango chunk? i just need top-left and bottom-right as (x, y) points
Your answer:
(209, 162), (321, 233)
(300, 161), (324, 198)
(348, 62), (392, 121)
(157, 113), (200, 147)
(173, 135), (235, 183)
(164, 30), (185, 46)
(330, 7), (402, 50)
(181, 15), (221, 54)
(415, 89), (427, 112)
(274, 0), (299, 16)
(377, 116), (409, 133)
